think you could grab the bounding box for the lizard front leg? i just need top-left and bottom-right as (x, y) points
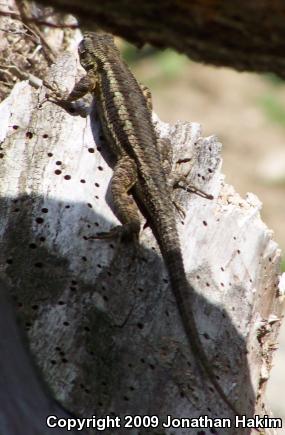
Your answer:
(90, 155), (141, 243)
(45, 69), (97, 106)
(67, 73), (97, 101)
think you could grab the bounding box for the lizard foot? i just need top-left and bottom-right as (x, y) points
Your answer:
(86, 225), (122, 241)
(87, 225), (145, 262)
(43, 79), (70, 100)
(87, 224), (139, 243)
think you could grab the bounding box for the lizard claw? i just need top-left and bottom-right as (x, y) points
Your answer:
(173, 200), (186, 219)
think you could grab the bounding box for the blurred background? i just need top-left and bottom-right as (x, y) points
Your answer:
(121, 41), (285, 430)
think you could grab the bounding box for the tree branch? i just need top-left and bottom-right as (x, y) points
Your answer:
(19, 0), (285, 79)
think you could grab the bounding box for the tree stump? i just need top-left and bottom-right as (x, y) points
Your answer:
(0, 48), (283, 434)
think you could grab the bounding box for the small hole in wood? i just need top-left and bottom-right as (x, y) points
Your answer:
(34, 262), (43, 268)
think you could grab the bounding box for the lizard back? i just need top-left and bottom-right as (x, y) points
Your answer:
(79, 33), (176, 228)
(77, 32), (239, 416)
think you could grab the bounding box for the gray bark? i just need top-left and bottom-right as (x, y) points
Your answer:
(0, 280), (86, 434)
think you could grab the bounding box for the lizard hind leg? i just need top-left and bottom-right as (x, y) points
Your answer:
(157, 137), (213, 221)
(93, 156), (141, 244)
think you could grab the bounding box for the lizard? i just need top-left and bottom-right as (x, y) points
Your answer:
(53, 31), (239, 416)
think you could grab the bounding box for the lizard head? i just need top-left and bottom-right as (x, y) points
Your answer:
(78, 32), (119, 71)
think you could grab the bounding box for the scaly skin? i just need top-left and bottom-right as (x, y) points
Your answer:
(65, 31), (239, 415)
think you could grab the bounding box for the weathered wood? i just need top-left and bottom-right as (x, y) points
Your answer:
(0, 48), (283, 434)
(0, 279), (86, 434)
(21, 0), (285, 79)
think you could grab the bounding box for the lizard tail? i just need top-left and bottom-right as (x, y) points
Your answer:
(161, 243), (241, 416)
